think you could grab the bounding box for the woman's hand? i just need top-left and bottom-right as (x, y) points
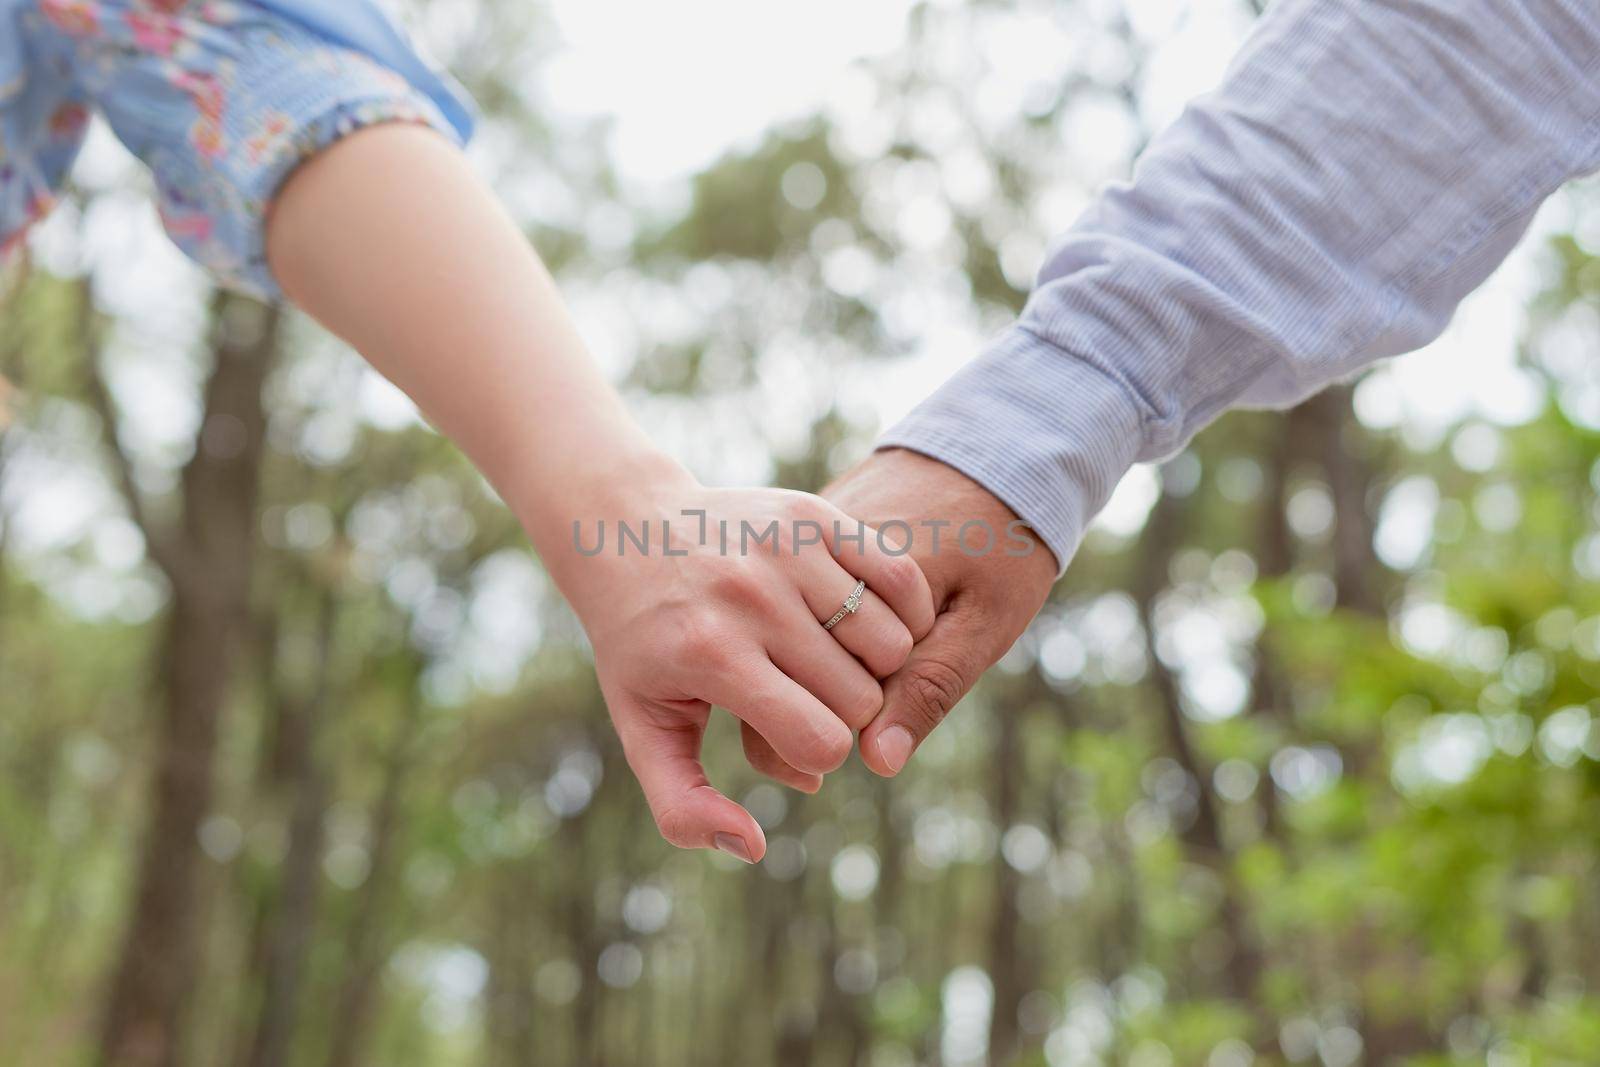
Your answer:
(266, 126), (932, 861)
(542, 463), (935, 862)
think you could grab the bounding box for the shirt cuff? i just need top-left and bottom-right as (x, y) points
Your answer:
(876, 325), (1147, 577)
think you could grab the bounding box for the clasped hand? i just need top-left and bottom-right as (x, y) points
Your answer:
(549, 470), (935, 862)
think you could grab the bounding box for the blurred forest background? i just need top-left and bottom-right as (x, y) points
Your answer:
(4, 1), (1600, 1066)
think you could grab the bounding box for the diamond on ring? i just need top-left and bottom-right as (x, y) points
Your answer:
(823, 579), (867, 631)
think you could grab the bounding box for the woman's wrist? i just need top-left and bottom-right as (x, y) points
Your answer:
(512, 443), (700, 605)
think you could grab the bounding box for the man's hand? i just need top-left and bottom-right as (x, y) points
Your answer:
(821, 449), (1059, 775)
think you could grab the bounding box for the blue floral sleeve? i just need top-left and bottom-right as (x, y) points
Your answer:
(0, 0), (475, 301)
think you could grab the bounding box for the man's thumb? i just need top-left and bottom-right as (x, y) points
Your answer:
(857, 607), (984, 777)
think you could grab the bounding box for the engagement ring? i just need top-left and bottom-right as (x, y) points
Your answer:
(823, 580), (867, 631)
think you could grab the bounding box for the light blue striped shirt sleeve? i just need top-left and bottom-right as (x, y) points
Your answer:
(879, 0), (1600, 574)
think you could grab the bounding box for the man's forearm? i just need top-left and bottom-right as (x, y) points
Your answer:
(884, 0), (1600, 573)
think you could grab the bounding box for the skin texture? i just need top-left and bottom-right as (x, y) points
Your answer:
(263, 123), (934, 862)
(823, 448), (1060, 776)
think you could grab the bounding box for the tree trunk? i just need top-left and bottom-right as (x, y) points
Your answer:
(1304, 386), (1384, 617)
(1134, 485), (1263, 1008)
(245, 593), (338, 1067)
(98, 292), (280, 1067)
(987, 697), (1027, 1067)
(483, 869), (540, 1067)
(325, 679), (424, 1067)
(1250, 409), (1303, 843)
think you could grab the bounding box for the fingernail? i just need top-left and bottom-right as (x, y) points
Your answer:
(713, 832), (754, 863)
(877, 725), (914, 774)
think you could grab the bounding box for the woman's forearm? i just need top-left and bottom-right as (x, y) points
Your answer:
(264, 121), (937, 860)
(264, 121), (682, 585)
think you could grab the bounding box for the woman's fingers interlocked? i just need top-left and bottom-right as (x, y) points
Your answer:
(578, 487), (939, 859)
(818, 504), (937, 642)
(699, 650), (855, 776)
(741, 721), (823, 793)
(799, 563), (915, 680)
(768, 586), (888, 731)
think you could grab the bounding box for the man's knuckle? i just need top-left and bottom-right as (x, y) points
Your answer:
(901, 657), (968, 728)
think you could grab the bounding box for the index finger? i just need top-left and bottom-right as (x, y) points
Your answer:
(701, 655), (855, 776)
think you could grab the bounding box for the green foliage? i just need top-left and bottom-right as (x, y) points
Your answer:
(6, 3), (1600, 1066)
